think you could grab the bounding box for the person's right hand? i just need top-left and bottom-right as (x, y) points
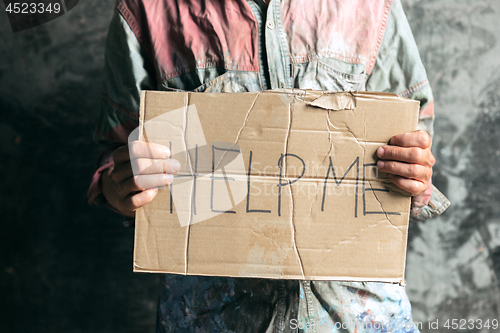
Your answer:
(100, 141), (180, 217)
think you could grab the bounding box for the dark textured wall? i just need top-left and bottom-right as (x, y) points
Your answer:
(0, 2), (158, 332)
(1, 1), (499, 332)
(403, 0), (500, 327)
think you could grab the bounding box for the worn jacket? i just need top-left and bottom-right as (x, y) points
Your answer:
(88, 0), (450, 332)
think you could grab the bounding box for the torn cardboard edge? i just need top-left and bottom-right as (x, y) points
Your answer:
(307, 91), (357, 111)
(133, 263), (406, 285)
(133, 89), (419, 285)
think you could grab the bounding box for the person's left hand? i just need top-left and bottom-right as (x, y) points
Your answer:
(376, 130), (435, 196)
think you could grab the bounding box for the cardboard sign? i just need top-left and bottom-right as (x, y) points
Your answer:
(133, 90), (419, 284)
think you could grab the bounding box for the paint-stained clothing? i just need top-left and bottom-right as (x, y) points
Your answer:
(88, 0), (450, 332)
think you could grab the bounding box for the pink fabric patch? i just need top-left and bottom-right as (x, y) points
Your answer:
(419, 100), (435, 117)
(118, 0), (260, 81)
(87, 161), (114, 205)
(87, 148), (115, 206)
(281, 0), (393, 74)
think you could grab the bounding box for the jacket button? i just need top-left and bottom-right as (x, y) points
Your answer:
(266, 21), (275, 30)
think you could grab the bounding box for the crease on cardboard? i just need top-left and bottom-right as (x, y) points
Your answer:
(274, 88), (305, 105)
(357, 96), (400, 231)
(139, 91), (146, 142)
(360, 92), (368, 172)
(324, 218), (403, 253)
(248, 227), (283, 250)
(324, 110), (336, 165)
(324, 109), (366, 151)
(307, 91), (356, 111)
(369, 182), (400, 231)
(359, 95), (398, 233)
(344, 122), (364, 150)
(285, 98), (305, 279)
(184, 92), (192, 274)
(293, 89), (306, 103)
(208, 92), (260, 174)
(362, 97), (374, 229)
(136, 93), (149, 270)
(234, 93), (258, 145)
(203, 92), (259, 202)
(309, 130), (326, 229)
(322, 93), (364, 165)
(308, 181), (321, 229)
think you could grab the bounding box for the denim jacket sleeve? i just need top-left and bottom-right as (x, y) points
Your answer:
(87, 9), (155, 206)
(366, 0), (450, 222)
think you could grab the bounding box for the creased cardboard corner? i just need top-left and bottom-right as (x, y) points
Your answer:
(133, 90), (419, 284)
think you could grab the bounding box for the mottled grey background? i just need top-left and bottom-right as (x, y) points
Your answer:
(403, 0), (500, 329)
(1, 0), (499, 332)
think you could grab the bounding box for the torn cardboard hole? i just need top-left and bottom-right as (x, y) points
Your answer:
(133, 90), (419, 284)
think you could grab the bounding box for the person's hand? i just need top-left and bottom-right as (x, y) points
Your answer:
(100, 141), (180, 217)
(376, 130), (435, 197)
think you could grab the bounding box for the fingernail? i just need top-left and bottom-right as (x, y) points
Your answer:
(153, 187), (158, 193)
(163, 147), (171, 158)
(377, 160), (385, 168)
(165, 174), (174, 185)
(171, 159), (180, 172)
(377, 147), (385, 157)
